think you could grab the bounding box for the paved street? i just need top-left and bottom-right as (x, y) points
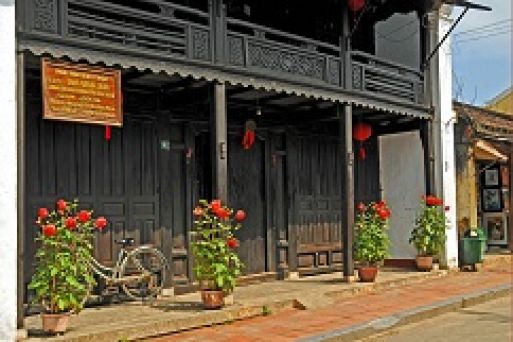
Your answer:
(362, 296), (512, 342)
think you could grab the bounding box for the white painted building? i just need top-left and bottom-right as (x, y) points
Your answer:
(0, 0), (18, 340)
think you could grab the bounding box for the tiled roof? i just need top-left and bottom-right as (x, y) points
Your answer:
(454, 101), (513, 142)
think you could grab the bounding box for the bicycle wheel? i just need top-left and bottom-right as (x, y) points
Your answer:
(119, 246), (167, 301)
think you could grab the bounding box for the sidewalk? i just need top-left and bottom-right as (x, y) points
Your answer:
(24, 255), (511, 341)
(151, 256), (512, 342)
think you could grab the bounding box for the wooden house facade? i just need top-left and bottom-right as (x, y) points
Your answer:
(17, 0), (438, 300)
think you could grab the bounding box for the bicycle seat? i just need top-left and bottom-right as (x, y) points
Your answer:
(116, 238), (135, 247)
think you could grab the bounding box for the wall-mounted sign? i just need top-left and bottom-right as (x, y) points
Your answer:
(42, 58), (122, 126)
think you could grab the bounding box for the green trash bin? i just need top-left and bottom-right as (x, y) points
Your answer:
(460, 237), (485, 266)
(477, 227), (487, 256)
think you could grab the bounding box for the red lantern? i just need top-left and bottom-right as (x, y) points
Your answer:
(348, 0), (365, 12)
(353, 122), (372, 160)
(242, 120), (257, 150)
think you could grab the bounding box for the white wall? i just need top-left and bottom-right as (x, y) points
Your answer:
(379, 131), (426, 259)
(0, 0), (17, 340)
(439, 5), (458, 268)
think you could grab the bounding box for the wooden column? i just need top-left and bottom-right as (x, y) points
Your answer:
(16, 51), (26, 330)
(509, 144), (513, 251)
(340, 103), (355, 280)
(421, 120), (435, 195)
(210, 0), (226, 64)
(210, 82), (228, 203)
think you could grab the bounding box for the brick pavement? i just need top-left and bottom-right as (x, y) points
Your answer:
(151, 266), (512, 342)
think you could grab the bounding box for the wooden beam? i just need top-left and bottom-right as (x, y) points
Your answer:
(210, 82), (228, 202)
(340, 103), (355, 279)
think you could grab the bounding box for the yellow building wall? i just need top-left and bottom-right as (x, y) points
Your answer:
(456, 146), (478, 235)
(485, 89), (513, 115)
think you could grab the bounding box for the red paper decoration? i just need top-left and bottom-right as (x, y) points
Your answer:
(105, 125), (111, 141)
(353, 122), (372, 160)
(348, 0), (365, 12)
(353, 122), (372, 142)
(242, 120), (257, 150)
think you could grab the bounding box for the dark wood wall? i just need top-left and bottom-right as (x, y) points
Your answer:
(23, 61), (381, 296)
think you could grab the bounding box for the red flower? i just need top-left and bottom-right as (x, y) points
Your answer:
(38, 208), (49, 220)
(78, 210), (91, 223)
(95, 217), (108, 230)
(226, 237), (239, 249)
(193, 207), (204, 217)
(445, 205), (450, 212)
(42, 224), (57, 237)
(65, 217), (77, 230)
(377, 208), (391, 220)
(211, 199), (222, 212)
(56, 199), (67, 211)
(216, 207), (229, 220)
(425, 195), (443, 207)
(235, 210), (246, 222)
(357, 202), (366, 212)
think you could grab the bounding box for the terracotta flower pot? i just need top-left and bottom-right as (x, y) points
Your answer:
(42, 313), (70, 334)
(416, 255), (433, 271)
(201, 290), (225, 309)
(358, 266), (378, 282)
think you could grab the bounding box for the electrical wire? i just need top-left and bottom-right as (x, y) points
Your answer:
(454, 29), (511, 44)
(454, 19), (512, 36)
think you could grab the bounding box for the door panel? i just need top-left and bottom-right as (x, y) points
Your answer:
(228, 134), (266, 274)
(288, 134), (343, 274)
(25, 105), (160, 287)
(379, 131), (425, 259)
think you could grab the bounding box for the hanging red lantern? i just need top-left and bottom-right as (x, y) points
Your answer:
(242, 120), (257, 150)
(353, 122), (372, 160)
(105, 125), (111, 141)
(348, 0), (365, 12)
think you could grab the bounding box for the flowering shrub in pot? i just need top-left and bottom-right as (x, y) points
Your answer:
(191, 199), (245, 309)
(409, 195), (449, 271)
(28, 199), (108, 333)
(354, 201), (391, 282)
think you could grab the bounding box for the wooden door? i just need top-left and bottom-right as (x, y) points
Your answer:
(228, 134), (267, 274)
(288, 134), (343, 274)
(160, 121), (195, 287)
(24, 105), (160, 287)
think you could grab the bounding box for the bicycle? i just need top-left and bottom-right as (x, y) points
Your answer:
(88, 238), (168, 301)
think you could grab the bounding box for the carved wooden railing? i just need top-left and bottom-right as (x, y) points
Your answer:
(20, 0), (426, 106)
(348, 51), (425, 105)
(226, 18), (342, 86)
(22, 0), (211, 62)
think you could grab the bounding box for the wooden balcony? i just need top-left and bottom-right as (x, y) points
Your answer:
(18, 0), (427, 110)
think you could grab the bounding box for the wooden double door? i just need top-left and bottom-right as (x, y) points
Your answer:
(25, 109), (161, 286)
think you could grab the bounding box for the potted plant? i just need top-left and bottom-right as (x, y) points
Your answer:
(409, 195), (449, 271)
(28, 199), (108, 334)
(191, 199), (245, 309)
(354, 201), (391, 282)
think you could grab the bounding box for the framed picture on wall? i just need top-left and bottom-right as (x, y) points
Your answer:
(482, 188), (503, 212)
(482, 212), (508, 245)
(484, 168), (500, 187)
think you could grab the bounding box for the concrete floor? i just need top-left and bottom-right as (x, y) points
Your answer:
(362, 296), (513, 342)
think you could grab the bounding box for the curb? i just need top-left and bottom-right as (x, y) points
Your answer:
(298, 283), (512, 342)
(324, 270), (451, 301)
(44, 299), (295, 342)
